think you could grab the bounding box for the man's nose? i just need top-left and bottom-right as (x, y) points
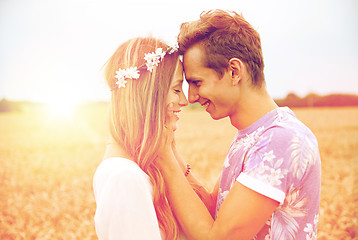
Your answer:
(188, 86), (199, 104)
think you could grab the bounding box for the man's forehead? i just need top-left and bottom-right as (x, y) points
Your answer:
(183, 44), (205, 67)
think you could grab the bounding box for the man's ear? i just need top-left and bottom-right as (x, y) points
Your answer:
(228, 58), (244, 86)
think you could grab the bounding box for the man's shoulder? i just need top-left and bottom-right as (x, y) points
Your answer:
(263, 108), (317, 144)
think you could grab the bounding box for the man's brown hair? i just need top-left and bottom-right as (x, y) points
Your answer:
(178, 9), (265, 86)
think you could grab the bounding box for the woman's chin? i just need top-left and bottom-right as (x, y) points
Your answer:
(164, 118), (178, 131)
(172, 123), (178, 131)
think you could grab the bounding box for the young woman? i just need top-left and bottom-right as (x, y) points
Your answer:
(93, 37), (189, 240)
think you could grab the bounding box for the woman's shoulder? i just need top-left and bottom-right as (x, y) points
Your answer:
(96, 156), (142, 173)
(96, 157), (149, 178)
(93, 157), (152, 195)
(98, 157), (140, 171)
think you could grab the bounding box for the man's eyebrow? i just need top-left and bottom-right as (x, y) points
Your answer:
(185, 76), (197, 82)
(186, 78), (199, 83)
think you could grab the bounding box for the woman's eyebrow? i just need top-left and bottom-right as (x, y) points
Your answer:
(172, 79), (183, 87)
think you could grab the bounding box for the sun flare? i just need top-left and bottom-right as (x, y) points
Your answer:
(44, 96), (80, 119)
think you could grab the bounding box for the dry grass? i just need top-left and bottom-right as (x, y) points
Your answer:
(0, 106), (357, 239)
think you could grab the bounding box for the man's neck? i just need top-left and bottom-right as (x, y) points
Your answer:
(230, 88), (278, 130)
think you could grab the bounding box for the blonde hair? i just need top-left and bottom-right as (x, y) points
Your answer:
(105, 37), (180, 239)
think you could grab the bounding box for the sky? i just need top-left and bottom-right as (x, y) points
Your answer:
(0, 0), (357, 104)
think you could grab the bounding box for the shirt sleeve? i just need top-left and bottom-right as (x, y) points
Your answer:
(94, 169), (162, 240)
(236, 127), (310, 204)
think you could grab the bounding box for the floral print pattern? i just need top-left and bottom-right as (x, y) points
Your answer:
(216, 107), (321, 239)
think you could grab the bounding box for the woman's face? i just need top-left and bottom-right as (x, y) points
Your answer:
(165, 60), (188, 131)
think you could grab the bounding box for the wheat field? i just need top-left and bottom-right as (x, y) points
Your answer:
(0, 105), (357, 239)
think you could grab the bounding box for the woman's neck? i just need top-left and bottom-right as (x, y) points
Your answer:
(103, 140), (132, 160)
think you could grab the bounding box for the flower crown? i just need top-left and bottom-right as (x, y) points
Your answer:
(114, 42), (179, 89)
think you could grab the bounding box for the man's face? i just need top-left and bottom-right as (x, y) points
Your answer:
(183, 44), (238, 120)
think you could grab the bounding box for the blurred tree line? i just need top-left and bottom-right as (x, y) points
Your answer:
(0, 98), (44, 112)
(1, 93), (358, 112)
(0, 98), (21, 112)
(186, 93), (358, 109)
(274, 93), (358, 107)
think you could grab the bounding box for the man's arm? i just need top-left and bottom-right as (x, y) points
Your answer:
(160, 151), (279, 240)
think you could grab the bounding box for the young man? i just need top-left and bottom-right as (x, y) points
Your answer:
(160, 9), (321, 240)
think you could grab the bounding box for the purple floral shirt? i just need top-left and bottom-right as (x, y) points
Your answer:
(216, 107), (321, 240)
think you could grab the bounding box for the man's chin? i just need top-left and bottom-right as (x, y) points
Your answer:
(211, 116), (222, 120)
(208, 111), (225, 120)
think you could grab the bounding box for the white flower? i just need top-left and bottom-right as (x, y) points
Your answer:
(144, 48), (165, 72)
(144, 52), (152, 62)
(167, 42), (179, 54)
(114, 67), (140, 88)
(144, 52), (156, 62)
(155, 48), (166, 59)
(114, 68), (126, 81)
(125, 67), (140, 79)
(145, 61), (156, 72)
(115, 78), (127, 89)
(112, 46), (173, 87)
(115, 67), (140, 80)
(144, 54), (159, 72)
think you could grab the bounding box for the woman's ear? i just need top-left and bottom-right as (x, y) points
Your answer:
(229, 58), (244, 86)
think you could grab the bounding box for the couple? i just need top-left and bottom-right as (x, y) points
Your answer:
(93, 9), (321, 240)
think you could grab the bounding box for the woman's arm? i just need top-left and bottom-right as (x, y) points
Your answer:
(172, 144), (220, 217)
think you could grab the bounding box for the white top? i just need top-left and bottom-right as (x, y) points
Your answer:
(93, 157), (163, 240)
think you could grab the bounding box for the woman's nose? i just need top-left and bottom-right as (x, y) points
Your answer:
(180, 93), (189, 106)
